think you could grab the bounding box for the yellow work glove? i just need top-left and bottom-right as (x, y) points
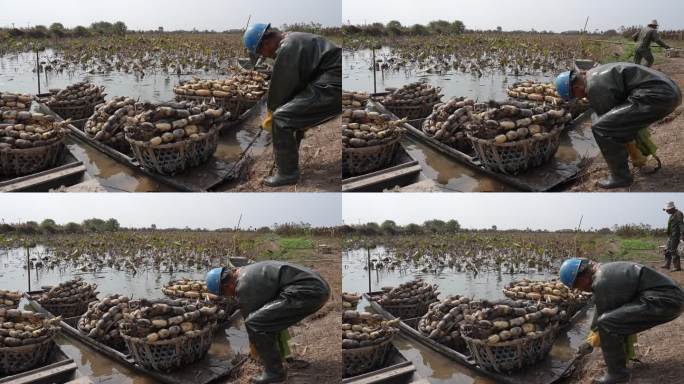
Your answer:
(261, 110), (273, 132)
(587, 330), (601, 348)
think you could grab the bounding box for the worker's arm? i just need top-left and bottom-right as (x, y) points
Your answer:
(632, 31), (640, 42)
(267, 36), (308, 112)
(651, 30), (671, 49)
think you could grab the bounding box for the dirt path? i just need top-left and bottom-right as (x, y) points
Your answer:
(227, 245), (342, 384)
(233, 117), (341, 192)
(566, 262), (684, 384)
(571, 57), (684, 191)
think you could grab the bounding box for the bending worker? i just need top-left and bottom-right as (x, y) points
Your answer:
(632, 19), (671, 67)
(243, 22), (342, 187)
(207, 262), (330, 384)
(556, 63), (681, 189)
(663, 201), (683, 271)
(560, 258), (684, 384)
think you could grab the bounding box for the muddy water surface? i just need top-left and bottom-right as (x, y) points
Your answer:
(344, 49), (600, 191)
(1, 51), (270, 191)
(1, 246), (249, 383)
(344, 247), (593, 383)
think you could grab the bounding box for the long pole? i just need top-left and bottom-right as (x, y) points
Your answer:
(371, 47), (377, 94)
(367, 248), (371, 293)
(36, 51), (41, 94)
(26, 245), (31, 292)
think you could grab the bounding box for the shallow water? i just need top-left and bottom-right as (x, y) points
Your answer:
(1, 51), (269, 191)
(344, 247), (592, 383)
(2, 246), (249, 383)
(344, 48), (601, 192)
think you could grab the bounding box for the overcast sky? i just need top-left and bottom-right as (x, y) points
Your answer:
(0, 193), (341, 229)
(342, 193), (682, 230)
(343, 0), (684, 32)
(0, 0), (341, 30)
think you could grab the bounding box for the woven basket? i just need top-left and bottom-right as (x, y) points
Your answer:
(467, 127), (562, 175)
(342, 135), (400, 176)
(384, 103), (431, 120)
(0, 139), (65, 177)
(122, 325), (214, 372)
(381, 299), (435, 320)
(40, 300), (91, 318)
(0, 335), (56, 375)
(175, 95), (257, 120)
(461, 324), (558, 373)
(48, 100), (102, 120)
(126, 127), (219, 176)
(342, 337), (393, 377)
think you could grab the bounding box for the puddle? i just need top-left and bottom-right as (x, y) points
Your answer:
(344, 49), (601, 192)
(1, 51), (271, 191)
(3, 246), (249, 383)
(344, 247), (593, 383)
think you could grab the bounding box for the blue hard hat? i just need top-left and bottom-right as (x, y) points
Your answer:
(243, 22), (271, 54)
(206, 267), (225, 295)
(559, 258), (583, 288)
(555, 71), (573, 101)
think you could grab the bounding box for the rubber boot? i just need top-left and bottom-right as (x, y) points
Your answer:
(672, 253), (682, 271)
(594, 135), (633, 189)
(595, 331), (630, 384)
(251, 332), (287, 384)
(264, 126), (300, 187)
(662, 252), (672, 269)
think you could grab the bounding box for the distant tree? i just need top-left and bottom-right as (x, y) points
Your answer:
(113, 21), (127, 36)
(428, 20), (451, 34)
(491, 225), (497, 231)
(380, 220), (398, 235)
(73, 25), (90, 37)
(404, 223), (423, 235)
(386, 20), (403, 35)
(90, 21), (113, 35)
(496, 26), (503, 32)
(63, 222), (82, 233)
(151, 224), (157, 230)
(105, 218), (120, 231)
(28, 25), (49, 38)
(451, 20), (466, 34)
(82, 218), (106, 232)
(410, 24), (428, 35)
(49, 23), (65, 37)
(423, 219), (447, 234)
(158, 26), (164, 33)
(40, 219), (58, 234)
(604, 29), (618, 37)
(445, 219), (460, 233)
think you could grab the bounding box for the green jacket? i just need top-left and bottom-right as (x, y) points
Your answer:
(632, 27), (670, 50)
(667, 209), (683, 251)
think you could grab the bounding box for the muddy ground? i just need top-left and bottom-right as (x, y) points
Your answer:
(571, 56), (684, 191)
(234, 116), (341, 192)
(564, 259), (683, 384)
(226, 241), (342, 384)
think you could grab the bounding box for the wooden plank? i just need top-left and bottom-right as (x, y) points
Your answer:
(343, 162), (421, 192)
(343, 361), (415, 384)
(0, 362), (78, 384)
(0, 162), (86, 192)
(369, 100), (590, 192)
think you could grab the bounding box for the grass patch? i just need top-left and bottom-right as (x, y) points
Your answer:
(254, 235), (316, 263)
(621, 238), (657, 250)
(279, 237), (315, 250)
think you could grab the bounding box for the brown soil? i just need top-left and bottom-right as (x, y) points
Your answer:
(226, 244), (342, 384)
(565, 263), (684, 384)
(571, 57), (684, 191)
(233, 116), (341, 192)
